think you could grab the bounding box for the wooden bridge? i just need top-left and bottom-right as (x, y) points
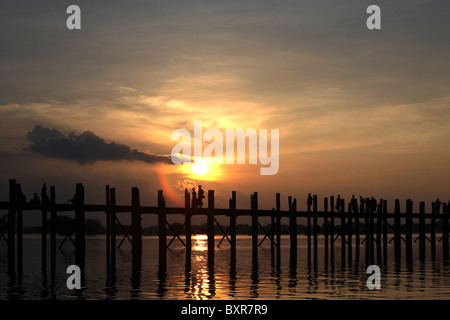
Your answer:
(1, 179), (449, 281)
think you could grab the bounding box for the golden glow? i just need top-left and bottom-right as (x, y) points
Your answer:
(179, 157), (223, 181)
(191, 160), (209, 175)
(190, 234), (219, 299)
(192, 234), (208, 251)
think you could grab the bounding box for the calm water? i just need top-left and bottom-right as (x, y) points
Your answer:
(1, 234), (450, 299)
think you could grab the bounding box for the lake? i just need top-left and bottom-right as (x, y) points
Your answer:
(1, 234), (449, 299)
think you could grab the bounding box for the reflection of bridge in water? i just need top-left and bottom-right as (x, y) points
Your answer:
(1, 179), (449, 285)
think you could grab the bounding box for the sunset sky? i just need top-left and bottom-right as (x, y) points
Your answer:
(1, 0), (449, 226)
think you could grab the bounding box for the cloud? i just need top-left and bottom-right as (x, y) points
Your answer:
(26, 125), (64, 142)
(25, 125), (174, 165)
(177, 179), (198, 191)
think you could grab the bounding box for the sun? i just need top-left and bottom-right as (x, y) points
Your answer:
(176, 157), (223, 181)
(191, 160), (209, 175)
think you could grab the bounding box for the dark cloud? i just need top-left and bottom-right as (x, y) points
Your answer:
(26, 125), (173, 165)
(26, 125), (64, 142)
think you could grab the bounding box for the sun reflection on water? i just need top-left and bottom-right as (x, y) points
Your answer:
(189, 234), (217, 299)
(192, 234), (208, 252)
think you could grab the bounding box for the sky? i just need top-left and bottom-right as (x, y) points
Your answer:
(1, 0), (449, 227)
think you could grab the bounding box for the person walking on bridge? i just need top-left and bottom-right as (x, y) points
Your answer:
(198, 185), (205, 209)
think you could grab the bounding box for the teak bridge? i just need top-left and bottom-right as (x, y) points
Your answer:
(1, 179), (449, 280)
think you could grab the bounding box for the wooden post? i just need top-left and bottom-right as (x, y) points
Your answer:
(313, 195), (318, 265)
(376, 199), (383, 264)
(419, 201), (426, 261)
(431, 202), (436, 259)
(75, 183), (85, 278)
(340, 199), (346, 265)
(382, 200), (388, 263)
(324, 197), (329, 265)
(270, 206), (275, 260)
(105, 185), (111, 270)
(16, 183), (23, 275)
(41, 183), (48, 269)
(330, 196), (335, 262)
(185, 189), (191, 266)
(50, 186), (56, 274)
(110, 188), (116, 272)
(369, 199), (375, 265)
(293, 198), (297, 253)
(353, 198), (360, 261)
(307, 195), (312, 263)
(443, 203), (449, 260)
(8, 179), (16, 275)
(131, 187), (142, 270)
(365, 198), (370, 265)
(207, 190), (215, 264)
(230, 191), (237, 267)
(252, 192), (258, 266)
(158, 190), (166, 269)
(276, 193), (281, 268)
(347, 201), (352, 266)
(394, 199), (401, 262)
(289, 196), (297, 265)
(405, 199), (413, 263)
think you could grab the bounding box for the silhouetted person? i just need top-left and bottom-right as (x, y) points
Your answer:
(371, 197), (377, 212)
(306, 193), (313, 211)
(31, 193), (40, 204)
(350, 195), (356, 212)
(359, 196), (365, 213)
(197, 185), (205, 209)
(435, 198), (442, 214)
(191, 188), (197, 209)
(335, 195), (341, 213)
